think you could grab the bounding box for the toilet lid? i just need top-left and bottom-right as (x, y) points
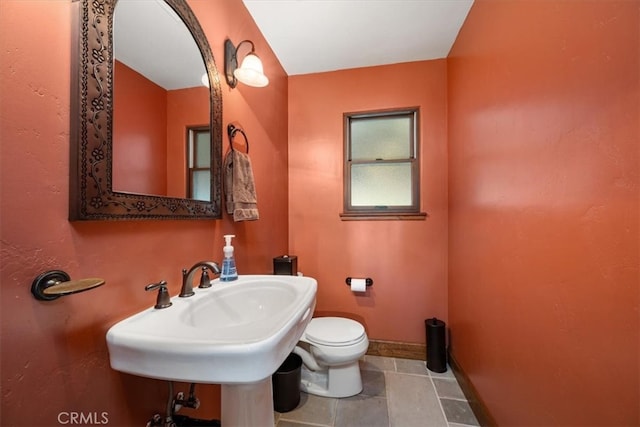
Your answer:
(305, 317), (366, 346)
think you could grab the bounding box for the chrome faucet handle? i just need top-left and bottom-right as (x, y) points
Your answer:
(144, 280), (172, 309)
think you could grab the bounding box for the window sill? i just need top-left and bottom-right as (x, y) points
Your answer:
(339, 212), (428, 221)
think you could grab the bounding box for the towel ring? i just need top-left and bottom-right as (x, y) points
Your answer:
(227, 124), (249, 153)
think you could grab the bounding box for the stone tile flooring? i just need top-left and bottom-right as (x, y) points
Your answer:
(275, 355), (479, 427)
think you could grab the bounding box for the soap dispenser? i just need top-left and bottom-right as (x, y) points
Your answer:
(220, 234), (238, 282)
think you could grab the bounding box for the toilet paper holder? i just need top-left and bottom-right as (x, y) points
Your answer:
(345, 277), (373, 287)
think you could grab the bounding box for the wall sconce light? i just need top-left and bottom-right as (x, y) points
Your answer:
(201, 72), (210, 88)
(224, 39), (269, 88)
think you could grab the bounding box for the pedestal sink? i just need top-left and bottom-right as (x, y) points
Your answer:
(106, 275), (317, 426)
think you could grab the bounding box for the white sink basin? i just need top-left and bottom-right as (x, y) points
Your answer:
(106, 275), (317, 384)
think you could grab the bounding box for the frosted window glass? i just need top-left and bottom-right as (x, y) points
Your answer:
(195, 132), (210, 168)
(344, 108), (420, 215)
(351, 163), (412, 206)
(351, 116), (411, 161)
(192, 170), (210, 201)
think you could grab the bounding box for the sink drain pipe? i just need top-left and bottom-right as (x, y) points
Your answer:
(166, 382), (176, 425)
(146, 382), (220, 427)
(145, 382), (176, 427)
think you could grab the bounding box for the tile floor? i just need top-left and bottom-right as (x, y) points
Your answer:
(274, 355), (479, 427)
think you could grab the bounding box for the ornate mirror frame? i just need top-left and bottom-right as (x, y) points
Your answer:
(69, 0), (222, 220)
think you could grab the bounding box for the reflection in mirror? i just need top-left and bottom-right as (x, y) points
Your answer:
(113, 0), (210, 200)
(69, 0), (222, 220)
(187, 126), (211, 201)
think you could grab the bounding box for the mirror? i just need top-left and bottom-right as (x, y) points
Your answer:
(69, 0), (222, 220)
(112, 0), (210, 200)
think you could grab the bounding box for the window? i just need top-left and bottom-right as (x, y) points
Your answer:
(342, 108), (425, 219)
(187, 126), (211, 201)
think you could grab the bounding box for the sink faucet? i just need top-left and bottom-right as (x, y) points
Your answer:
(179, 261), (221, 297)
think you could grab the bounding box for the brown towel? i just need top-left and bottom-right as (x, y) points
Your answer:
(223, 150), (259, 221)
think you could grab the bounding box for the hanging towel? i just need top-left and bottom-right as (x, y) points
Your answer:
(223, 150), (259, 221)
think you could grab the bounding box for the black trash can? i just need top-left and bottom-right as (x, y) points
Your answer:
(272, 353), (302, 412)
(425, 318), (447, 373)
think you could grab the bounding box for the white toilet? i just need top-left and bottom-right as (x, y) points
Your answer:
(292, 317), (369, 398)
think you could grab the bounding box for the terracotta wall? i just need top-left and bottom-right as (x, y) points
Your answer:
(447, 0), (639, 425)
(288, 61), (448, 343)
(113, 60), (168, 195)
(0, 0), (288, 425)
(114, 60), (210, 198)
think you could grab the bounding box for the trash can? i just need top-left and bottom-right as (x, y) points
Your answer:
(272, 353), (302, 412)
(425, 318), (447, 373)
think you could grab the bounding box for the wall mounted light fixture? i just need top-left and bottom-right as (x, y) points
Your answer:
(224, 39), (269, 88)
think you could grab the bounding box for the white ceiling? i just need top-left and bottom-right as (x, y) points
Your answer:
(243, 0), (475, 76)
(113, 0), (474, 89)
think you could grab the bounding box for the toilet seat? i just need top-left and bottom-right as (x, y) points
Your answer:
(305, 317), (366, 347)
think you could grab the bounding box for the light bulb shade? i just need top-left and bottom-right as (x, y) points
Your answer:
(201, 72), (209, 88)
(233, 53), (269, 87)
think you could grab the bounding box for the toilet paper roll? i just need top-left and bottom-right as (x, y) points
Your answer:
(350, 278), (367, 292)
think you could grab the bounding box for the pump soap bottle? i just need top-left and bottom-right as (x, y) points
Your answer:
(220, 234), (238, 282)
